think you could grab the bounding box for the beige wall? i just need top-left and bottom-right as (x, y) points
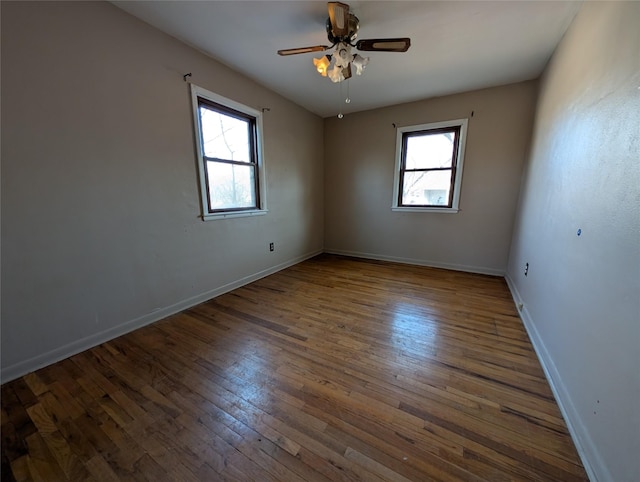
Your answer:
(507, 2), (640, 480)
(324, 81), (537, 274)
(1, 1), (324, 379)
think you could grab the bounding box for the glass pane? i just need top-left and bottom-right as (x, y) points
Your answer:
(200, 105), (251, 162)
(401, 170), (452, 206)
(405, 131), (455, 169)
(206, 161), (256, 210)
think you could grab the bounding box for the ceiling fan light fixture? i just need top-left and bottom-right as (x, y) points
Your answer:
(352, 54), (369, 75)
(328, 63), (345, 83)
(313, 54), (332, 77)
(334, 43), (352, 68)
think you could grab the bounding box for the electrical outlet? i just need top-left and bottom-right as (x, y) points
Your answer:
(269, 242), (274, 252)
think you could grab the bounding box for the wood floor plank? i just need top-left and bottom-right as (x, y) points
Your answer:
(85, 454), (121, 482)
(24, 432), (67, 481)
(1, 254), (588, 481)
(8, 455), (29, 482)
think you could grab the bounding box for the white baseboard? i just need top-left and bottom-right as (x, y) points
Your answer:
(0, 249), (322, 383)
(504, 275), (608, 482)
(324, 248), (505, 276)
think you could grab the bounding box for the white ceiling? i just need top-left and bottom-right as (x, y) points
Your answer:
(113, 1), (582, 118)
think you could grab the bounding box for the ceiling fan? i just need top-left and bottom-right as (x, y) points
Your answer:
(278, 2), (411, 83)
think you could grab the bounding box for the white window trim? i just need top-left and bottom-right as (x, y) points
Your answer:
(392, 118), (468, 213)
(190, 84), (267, 221)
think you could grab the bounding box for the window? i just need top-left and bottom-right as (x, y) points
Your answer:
(190, 84), (266, 220)
(392, 119), (468, 212)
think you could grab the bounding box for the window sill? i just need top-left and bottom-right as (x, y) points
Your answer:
(202, 209), (268, 221)
(392, 207), (459, 214)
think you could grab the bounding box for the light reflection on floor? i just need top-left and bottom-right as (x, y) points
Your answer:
(388, 301), (440, 354)
(212, 336), (275, 409)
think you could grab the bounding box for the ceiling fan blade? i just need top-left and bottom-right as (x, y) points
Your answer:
(277, 45), (330, 56)
(342, 64), (352, 80)
(328, 2), (350, 38)
(356, 38), (411, 52)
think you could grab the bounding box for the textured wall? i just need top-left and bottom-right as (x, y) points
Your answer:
(507, 2), (640, 480)
(324, 81), (537, 275)
(1, 1), (324, 379)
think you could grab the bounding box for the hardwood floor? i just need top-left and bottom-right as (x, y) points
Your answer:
(1, 254), (588, 481)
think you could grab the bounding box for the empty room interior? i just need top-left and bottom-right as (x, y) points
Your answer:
(1, 1), (638, 481)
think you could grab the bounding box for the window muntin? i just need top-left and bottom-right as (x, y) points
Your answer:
(393, 119), (467, 212)
(190, 85), (266, 220)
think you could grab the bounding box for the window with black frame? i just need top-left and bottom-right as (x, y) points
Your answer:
(191, 85), (266, 220)
(393, 119), (468, 212)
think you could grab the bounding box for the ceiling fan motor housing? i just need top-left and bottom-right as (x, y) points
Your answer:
(326, 14), (359, 45)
